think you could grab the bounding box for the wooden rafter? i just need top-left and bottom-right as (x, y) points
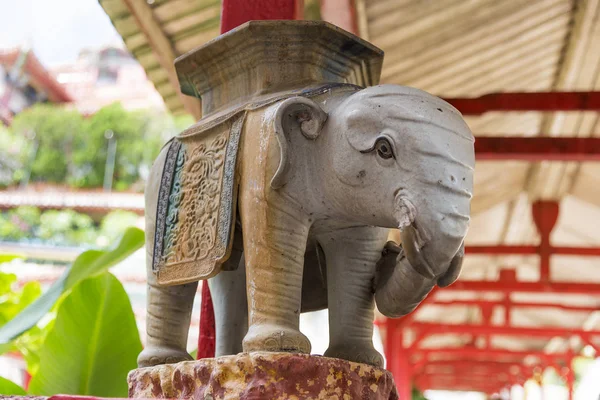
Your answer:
(121, 0), (202, 119)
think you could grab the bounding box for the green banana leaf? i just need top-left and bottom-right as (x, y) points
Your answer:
(0, 227), (144, 344)
(0, 376), (26, 395)
(28, 272), (142, 397)
(0, 254), (23, 264)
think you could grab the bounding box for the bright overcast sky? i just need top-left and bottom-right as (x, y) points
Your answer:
(0, 0), (123, 66)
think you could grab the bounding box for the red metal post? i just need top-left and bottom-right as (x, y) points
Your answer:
(197, 281), (216, 359)
(445, 91), (600, 115)
(221, 0), (303, 32)
(396, 332), (412, 400)
(474, 137), (600, 162)
(385, 319), (412, 399)
(198, 0), (303, 360)
(565, 356), (575, 400)
(532, 201), (559, 282)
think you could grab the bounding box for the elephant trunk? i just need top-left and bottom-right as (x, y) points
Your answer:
(374, 193), (467, 318)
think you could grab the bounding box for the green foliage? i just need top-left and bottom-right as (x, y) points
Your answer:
(0, 376), (26, 395)
(0, 126), (26, 187)
(0, 270), (46, 375)
(11, 104), (82, 184)
(0, 254), (22, 264)
(98, 210), (140, 244)
(28, 272), (141, 397)
(0, 272), (42, 326)
(5, 102), (180, 190)
(64, 227), (145, 289)
(0, 207), (43, 242)
(0, 228), (144, 396)
(37, 209), (97, 246)
(412, 386), (428, 400)
(0, 227), (144, 344)
(0, 206), (140, 247)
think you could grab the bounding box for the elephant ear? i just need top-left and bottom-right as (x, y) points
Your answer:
(271, 97), (328, 189)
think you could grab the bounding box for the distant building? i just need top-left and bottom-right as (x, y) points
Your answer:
(0, 48), (72, 125)
(51, 45), (165, 114)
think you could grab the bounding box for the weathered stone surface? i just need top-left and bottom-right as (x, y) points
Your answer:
(128, 352), (399, 399)
(0, 397), (46, 400)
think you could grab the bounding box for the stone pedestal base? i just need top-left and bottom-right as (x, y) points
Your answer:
(128, 352), (398, 399)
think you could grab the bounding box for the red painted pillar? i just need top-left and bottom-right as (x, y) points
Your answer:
(197, 281), (216, 359)
(221, 0), (303, 32)
(386, 320), (412, 400)
(565, 357), (575, 400)
(197, 0), (304, 360)
(531, 201), (559, 282)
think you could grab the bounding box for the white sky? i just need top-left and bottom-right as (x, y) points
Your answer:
(0, 0), (123, 66)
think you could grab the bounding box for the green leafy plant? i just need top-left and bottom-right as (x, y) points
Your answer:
(28, 273), (141, 397)
(0, 227), (145, 397)
(0, 227), (144, 344)
(0, 376), (26, 395)
(0, 268), (46, 373)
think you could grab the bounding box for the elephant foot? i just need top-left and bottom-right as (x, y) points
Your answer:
(243, 324), (311, 354)
(324, 343), (384, 368)
(137, 345), (193, 368)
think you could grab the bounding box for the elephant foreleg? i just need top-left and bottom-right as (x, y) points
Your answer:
(137, 275), (198, 367)
(139, 145), (197, 368)
(239, 193), (311, 354)
(319, 227), (388, 367)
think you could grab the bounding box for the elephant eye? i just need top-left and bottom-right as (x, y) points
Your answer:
(375, 138), (395, 160)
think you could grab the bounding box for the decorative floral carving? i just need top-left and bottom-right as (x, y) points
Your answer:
(162, 132), (228, 268)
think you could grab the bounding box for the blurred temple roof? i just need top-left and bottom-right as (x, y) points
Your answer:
(0, 48), (73, 124)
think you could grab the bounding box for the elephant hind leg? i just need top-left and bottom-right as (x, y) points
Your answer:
(208, 253), (248, 357)
(138, 280), (198, 367)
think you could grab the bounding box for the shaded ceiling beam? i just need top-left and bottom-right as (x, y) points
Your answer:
(445, 280), (600, 295)
(413, 347), (560, 361)
(475, 137), (600, 162)
(122, 0), (202, 119)
(410, 322), (600, 338)
(221, 0), (303, 33)
(445, 91), (600, 115)
(431, 299), (599, 314)
(465, 244), (600, 256)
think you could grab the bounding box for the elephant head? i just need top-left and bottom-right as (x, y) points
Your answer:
(337, 85), (474, 317)
(270, 84), (474, 318)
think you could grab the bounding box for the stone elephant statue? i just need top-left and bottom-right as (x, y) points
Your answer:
(138, 83), (474, 369)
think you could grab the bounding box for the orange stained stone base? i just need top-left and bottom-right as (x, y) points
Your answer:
(128, 352), (399, 399)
